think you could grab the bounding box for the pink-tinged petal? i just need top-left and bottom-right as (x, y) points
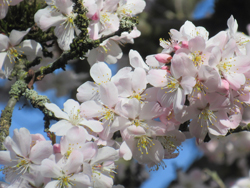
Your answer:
(222, 39), (236, 60)
(231, 56), (250, 73)
(206, 93), (230, 111)
(146, 55), (161, 67)
(63, 150), (83, 174)
(70, 173), (91, 187)
(65, 126), (87, 144)
(29, 141), (53, 164)
(132, 67), (147, 93)
(80, 120), (103, 133)
(140, 102), (163, 120)
(60, 126), (87, 154)
(188, 36), (206, 52)
(206, 31), (227, 50)
(111, 116), (130, 133)
(41, 159), (62, 178)
(9, 28), (30, 46)
(224, 72), (245, 90)
(0, 3), (8, 20)
(80, 142), (98, 161)
(55, 0), (73, 15)
(157, 89), (174, 108)
(35, 7), (65, 31)
(103, 40), (123, 64)
(146, 120), (167, 136)
(0, 34), (9, 51)
(147, 69), (167, 87)
(129, 49), (149, 70)
(54, 23), (75, 51)
(170, 53), (197, 78)
(76, 81), (99, 102)
(49, 120), (74, 136)
(173, 88), (185, 112)
(143, 87), (159, 102)
(98, 120), (112, 141)
(118, 98), (140, 119)
(0, 151), (12, 165)
(127, 125), (146, 136)
(53, 144), (61, 153)
(45, 103), (69, 120)
(189, 118), (207, 144)
(44, 180), (61, 188)
(111, 67), (132, 82)
(209, 46), (221, 67)
(170, 29), (182, 41)
(103, 0), (119, 11)
(180, 76), (196, 95)
(148, 140), (164, 165)
(63, 99), (80, 116)
(119, 141), (132, 161)
(31, 134), (46, 142)
(90, 62), (111, 84)
(100, 12), (119, 35)
(208, 122), (228, 136)
(198, 65), (221, 92)
(114, 77), (132, 97)
(93, 173), (113, 188)
(227, 15), (238, 36)
(18, 40), (42, 61)
(90, 147), (119, 165)
(99, 82), (118, 107)
(12, 128), (31, 157)
(83, 0), (97, 18)
(80, 100), (104, 118)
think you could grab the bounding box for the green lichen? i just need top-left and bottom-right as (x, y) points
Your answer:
(120, 16), (139, 32)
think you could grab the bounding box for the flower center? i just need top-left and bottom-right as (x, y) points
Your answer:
(198, 107), (217, 127)
(191, 51), (204, 67)
(136, 135), (155, 154)
(7, 47), (23, 64)
(162, 76), (179, 93)
(69, 109), (82, 126)
(217, 59), (234, 76)
(62, 14), (76, 30)
(103, 108), (115, 121)
(57, 174), (75, 187)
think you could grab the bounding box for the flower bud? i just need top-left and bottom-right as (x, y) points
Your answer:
(155, 53), (172, 64)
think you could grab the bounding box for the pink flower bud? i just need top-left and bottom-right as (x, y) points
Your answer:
(155, 53), (172, 64)
(91, 12), (99, 21)
(53, 144), (61, 153)
(182, 41), (189, 48)
(174, 44), (181, 51)
(161, 66), (168, 70)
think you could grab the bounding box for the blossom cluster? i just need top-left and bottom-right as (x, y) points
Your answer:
(146, 15), (250, 144)
(1, 5), (250, 186)
(34, 0), (145, 64)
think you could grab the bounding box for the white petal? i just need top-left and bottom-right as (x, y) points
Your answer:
(18, 40), (42, 61)
(129, 49), (149, 70)
(9, 28), (30, 46)
(90, 62), (112, 84)
(29, 141), (53, 164)
(99, 82), (118, 107)
(0, 34), (10, 51)
(90, 147), (119, 165)
(45, 103), (69, 120)
(76, 81), (99, 102)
